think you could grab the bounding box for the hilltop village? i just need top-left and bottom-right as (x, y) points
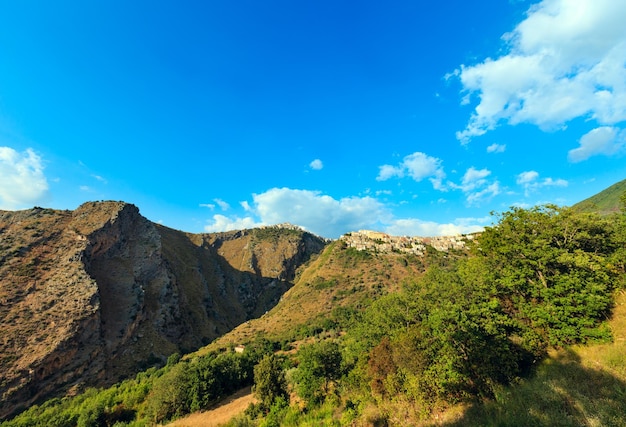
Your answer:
(340, 229), (474, 255)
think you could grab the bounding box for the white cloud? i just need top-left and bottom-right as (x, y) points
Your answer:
(376, 164), (403, 181)
(253, 188), (391, 238)
(568, 126), (626, 162)
(516, 170), (568, 196)
(377, 152), (446, 190)
(460, 167), (491, 191)
(379, 161), (502, 207)
(516, 170), (539, 185)
(91, 174), (107, 184)
(201, 199), (230, 211)
(384, 217), (486, 237)
(543, 178), (568, 187)
(449, 167), (500, 205)
(205, 188), (391, 238)
(455, 215), (492, 228)
(309, 159), (323, 170)
(455, 0), (626, 143)
(466, 182), (501, 206)
(487, 143), (506, 153)
(213, 198), (230, 211)
(204, 187), (488, 239)
(0, 147), (48, 209)
(204, 214), (262, 233)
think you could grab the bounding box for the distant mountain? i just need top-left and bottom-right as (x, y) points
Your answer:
(571, 178), (626, 215)
(0, 202), (326, 419)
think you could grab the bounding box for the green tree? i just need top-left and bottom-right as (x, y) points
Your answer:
(474, 206), (616, 347)
(253, 354), (288, 411)
(394, 264), (523, 405)
(293, 341), (342, 406)
(145, 362), (192, 423)
(346, 204), (621, 413)
(187, 351), (256, 412)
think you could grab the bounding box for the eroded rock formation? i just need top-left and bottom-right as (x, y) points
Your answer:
(0, 202), (326, 419)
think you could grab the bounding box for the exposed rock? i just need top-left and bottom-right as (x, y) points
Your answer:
(0, 202), (326, 419)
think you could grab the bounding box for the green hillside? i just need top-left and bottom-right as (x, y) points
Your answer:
(571, 178), (626, 215)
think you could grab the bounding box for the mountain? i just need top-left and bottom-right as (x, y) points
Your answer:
(3, 179), (625, 425)
(0, 202), (326, 419)
(200, 230), (471, 354)
(571, 178), (626, 215)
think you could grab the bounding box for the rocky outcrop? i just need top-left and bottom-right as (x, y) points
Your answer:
(0, 202), (327, 419)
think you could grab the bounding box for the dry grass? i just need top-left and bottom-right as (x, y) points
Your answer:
(166, 387), (256, 427)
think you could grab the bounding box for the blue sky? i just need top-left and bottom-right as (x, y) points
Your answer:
(1, 0), (625, 238)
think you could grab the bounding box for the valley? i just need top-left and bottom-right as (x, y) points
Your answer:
(1, 179), (625, 426)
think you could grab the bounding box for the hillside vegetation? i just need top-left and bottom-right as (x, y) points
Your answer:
(197, 238), (442, 354)
(571, 178), (626, 215)
(3, 195), (626, 426)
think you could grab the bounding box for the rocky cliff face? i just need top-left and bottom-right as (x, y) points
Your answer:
(0, 202), (326, 419)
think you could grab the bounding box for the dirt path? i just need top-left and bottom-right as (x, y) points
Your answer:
(167, 387), (256, 427)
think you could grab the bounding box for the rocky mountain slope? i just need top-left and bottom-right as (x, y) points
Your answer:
(0, 202), (326, 419)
